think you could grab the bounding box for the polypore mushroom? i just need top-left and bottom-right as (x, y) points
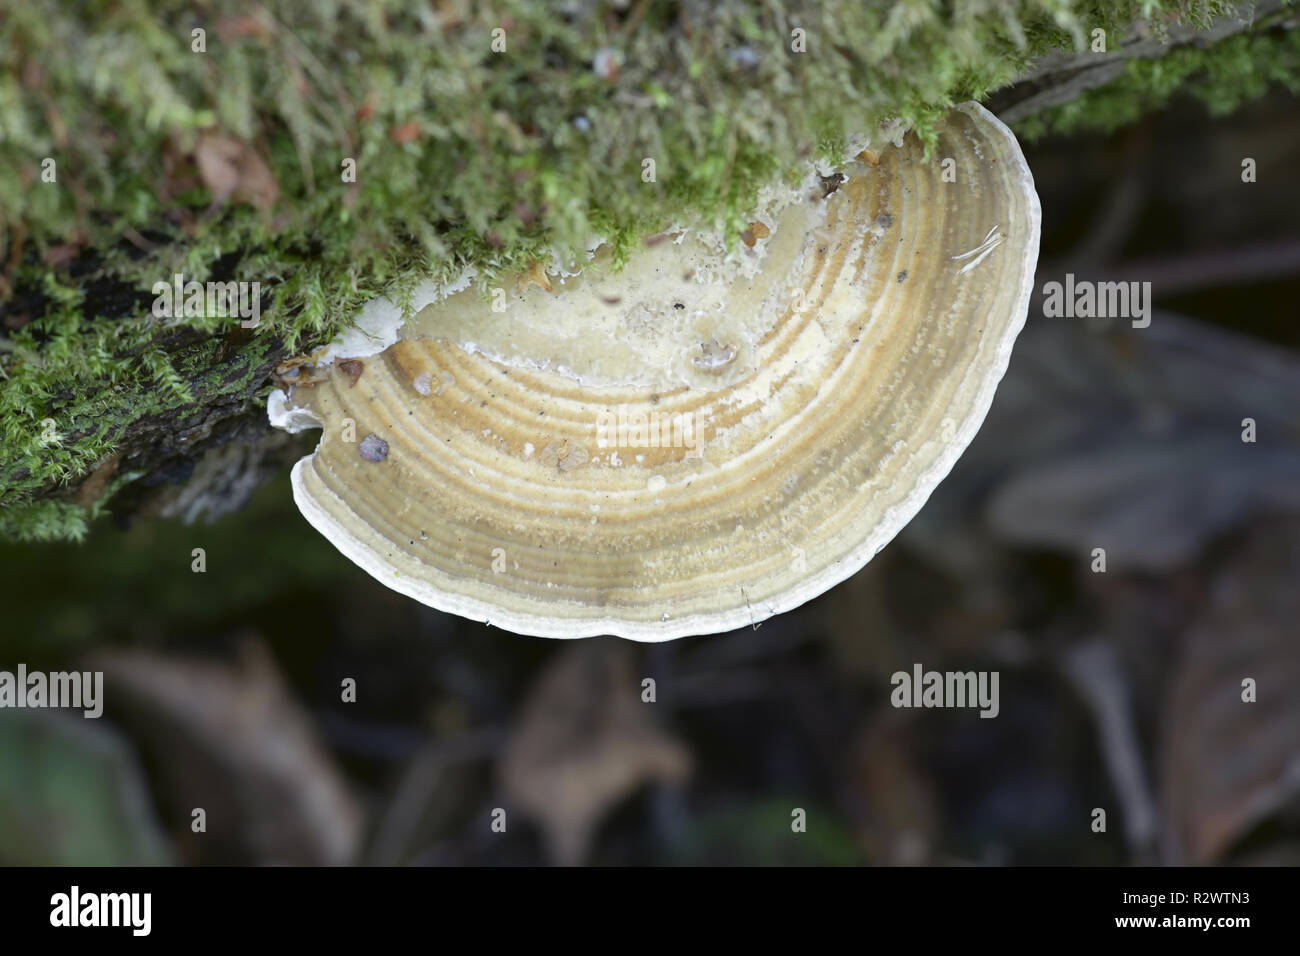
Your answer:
(270, 102), (1040, 640)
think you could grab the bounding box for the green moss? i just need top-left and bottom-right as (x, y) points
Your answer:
(0, 0), (1293, 540)
(1016, 17), (1300, 138)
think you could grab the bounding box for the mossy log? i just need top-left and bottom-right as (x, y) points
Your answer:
(1, 0), (1295, 541)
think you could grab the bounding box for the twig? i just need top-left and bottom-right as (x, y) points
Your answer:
(1059, 638), (1159, 860)
(366, 726), (506, 866)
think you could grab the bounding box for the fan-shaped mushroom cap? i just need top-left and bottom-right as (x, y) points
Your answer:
(271, 102), (1040, 640)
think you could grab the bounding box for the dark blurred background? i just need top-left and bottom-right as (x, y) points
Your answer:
(2, 89), (1298, 867)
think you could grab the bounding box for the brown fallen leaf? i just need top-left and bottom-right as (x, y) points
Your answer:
(905, 312), (1300, 577)
(500, 641), (691, 865)
(194, 130), (280, 212)
(1159, 518), (1300, 863)
(86, 639), (363, 865)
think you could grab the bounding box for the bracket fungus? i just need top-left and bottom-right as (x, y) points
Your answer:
(270, 103), (1040, 640)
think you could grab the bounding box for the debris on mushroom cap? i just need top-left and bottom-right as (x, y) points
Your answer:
(517, 260), (553, 293)
(740, 220), (771, 246)
(357, 434), (388, 463)
(271, 103), (1041, 640)
(337, 359), (364, 387)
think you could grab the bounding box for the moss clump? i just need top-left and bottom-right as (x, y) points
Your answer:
(0, 0), (1287, 540)
(1017, 16), (1300, 138)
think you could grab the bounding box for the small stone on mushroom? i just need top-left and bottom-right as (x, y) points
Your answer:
(359, 434), (389, 462)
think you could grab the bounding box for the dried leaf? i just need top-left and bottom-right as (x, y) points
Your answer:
(1160, 519), (1300, 863)
(500, 642), (691, 865)
(905, 312), (1300, 574)
(988, 437), (1300, 572)
(87, 640), (362, 865)
(194, 131), (280, 212)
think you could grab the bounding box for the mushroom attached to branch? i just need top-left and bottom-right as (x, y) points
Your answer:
(270, 103), (1041, 640)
